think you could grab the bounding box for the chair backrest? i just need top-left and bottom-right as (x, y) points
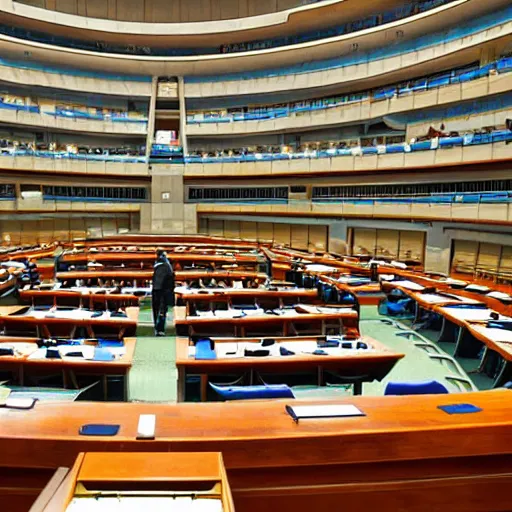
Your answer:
(209, 382), (295, 401)
(384, 380), (449, 396)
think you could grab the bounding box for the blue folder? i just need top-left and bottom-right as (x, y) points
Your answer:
(195, 338), (217, 360)
(93, 348), (115, 361)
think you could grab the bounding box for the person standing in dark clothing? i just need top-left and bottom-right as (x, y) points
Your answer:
(152, 249), (175, 336)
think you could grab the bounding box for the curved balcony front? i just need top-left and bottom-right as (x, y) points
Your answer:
(186, 60), (512, 136)
(183, 134), (512, 178)
(184, 3), (512, 97)
(0, 106), (148, 134)
(0, 0), (495, 77)
(196, 195), (512, 226)
(0, 57), (152, 96)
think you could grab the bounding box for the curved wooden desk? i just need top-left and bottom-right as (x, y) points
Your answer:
(174, 307), (359, 337)
(1, 390), (512, 512)
(176, 334), (403, 400)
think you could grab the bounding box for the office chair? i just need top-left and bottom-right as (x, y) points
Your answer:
(209, 382), (295, 401)
(384, 380), (449, 396)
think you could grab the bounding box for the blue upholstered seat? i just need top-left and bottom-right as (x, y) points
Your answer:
(209, 382), (295, 400)
(384, 380), (449, 396)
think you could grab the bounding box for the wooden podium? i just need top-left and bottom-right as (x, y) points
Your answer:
(30, 452), (235, 512)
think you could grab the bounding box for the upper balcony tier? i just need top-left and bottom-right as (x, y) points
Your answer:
(186, 57), (512, 135)
(3, 0), (411, 50)
(0, 57), (152, 96)
(14, 0), (330, 23)
(0, 0), (502, 77)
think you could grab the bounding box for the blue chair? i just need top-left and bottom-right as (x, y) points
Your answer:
(209, 382), (295, 400)
(384, 380), (449, 396)
(386, 298), (413, 316)
(503, 382), (512, 389)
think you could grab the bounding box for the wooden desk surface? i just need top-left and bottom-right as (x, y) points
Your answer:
(0, 338), (136, 370)
(2, 391), (512, 512)
(78, 452), (224, 482)
(57, 270), (267, 281)
(467, 324), (512, 361)
(57, 270), (153, 280)
(0, 306), (139, 326)
(174, 308), (358, 326)
(176, 335), (403, 371)
(175, 288), (319, 300)
(383, 282), (512, 362)
(0, 390), (510, 467)
(61, 252), (261, 264)
(0, 305), (26, 317)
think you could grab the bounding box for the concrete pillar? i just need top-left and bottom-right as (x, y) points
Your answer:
(178, 76), (188, 156)
(145, 76), (158, 161)
(480, 45), (497, 66)
(424, 224), (451, 274)
(327, 221), (349, 254)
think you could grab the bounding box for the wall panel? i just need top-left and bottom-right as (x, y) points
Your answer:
(398, 231), (425, 263)
(352, 228), (377, 256)
(290, 224), (308, 250)
(257, 222), (274, 243)
(208, 218), (224, 237)
(223, 220), (241, 239)
(240, 221), (257, 241)
(273, 223), (291, 247)
(451, 240), (479, 273)
(309, 225), (327, 252)
(476, 243), (501, 272)
(376, 230), (399, 260)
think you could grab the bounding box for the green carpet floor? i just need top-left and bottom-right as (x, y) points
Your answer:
(128, 330), (177, 403)
(126, 305), (487, 403)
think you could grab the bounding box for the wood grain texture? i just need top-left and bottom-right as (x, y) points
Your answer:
(0, 391), (512, 511)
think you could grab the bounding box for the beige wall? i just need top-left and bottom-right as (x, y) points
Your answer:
(199, 216), (328, 251)
(149, 165), (197, 234)
(0, 213), (136, 244)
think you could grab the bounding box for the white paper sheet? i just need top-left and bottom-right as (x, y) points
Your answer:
(305, 264), (338, 273)
(59, 345), (95, 359)
(65, 496), (211, 512)
(470, 325), (512, 343)
(288, 404), (365, 419)
(392, 280), (424, 291)
(215, 343), (241, 358)
(27, 348), (47, 360)
(280, 341), (318, 354)
(439, 307), (501, 321)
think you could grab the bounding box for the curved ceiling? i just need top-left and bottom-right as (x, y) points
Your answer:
(0, 0), (485, 76)
(14, 0), (330, 23)
(0, 0), (400, 48)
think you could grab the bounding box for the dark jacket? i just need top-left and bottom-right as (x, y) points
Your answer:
(152, 256), (174, 291)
